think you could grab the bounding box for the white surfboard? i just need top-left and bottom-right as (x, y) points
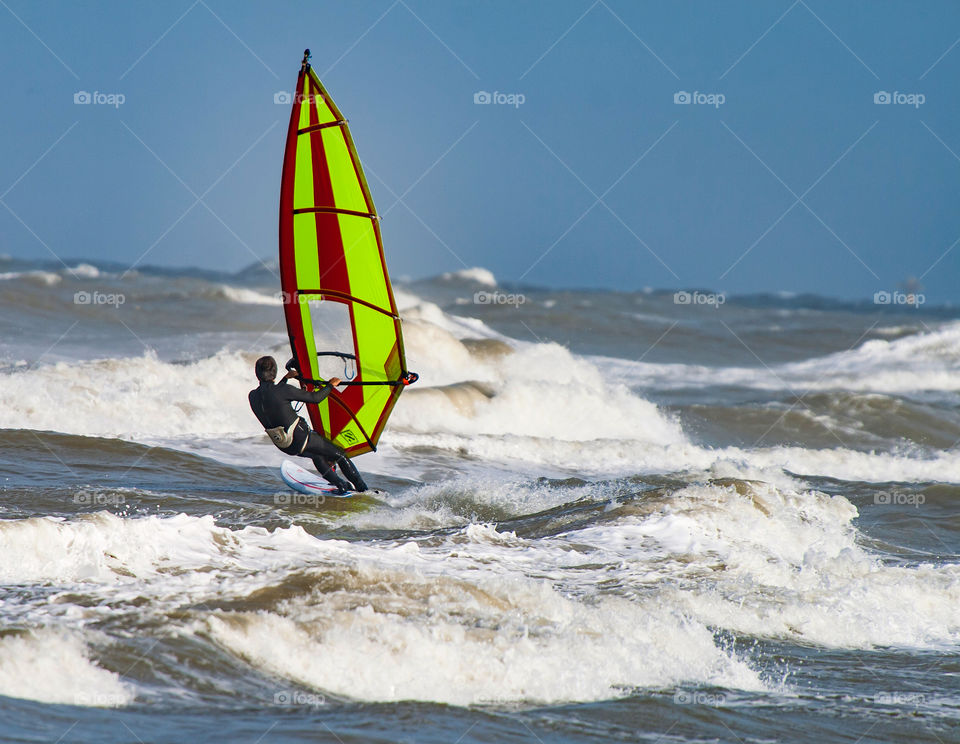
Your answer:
(280, 459), (355, 498)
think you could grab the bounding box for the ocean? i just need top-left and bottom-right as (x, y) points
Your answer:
(0, 256), (957, 743)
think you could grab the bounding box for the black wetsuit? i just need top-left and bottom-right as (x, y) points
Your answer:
(248, 379), (368, 492)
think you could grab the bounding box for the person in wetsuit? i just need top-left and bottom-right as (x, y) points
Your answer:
(248, 355), (368, 493)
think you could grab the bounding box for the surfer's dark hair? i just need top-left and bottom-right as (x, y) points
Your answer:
(255, 356), (277, 382)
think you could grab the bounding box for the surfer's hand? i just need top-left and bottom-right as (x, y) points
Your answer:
(329, 377), (342, 387)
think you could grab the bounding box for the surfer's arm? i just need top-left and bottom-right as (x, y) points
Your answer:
(277, 380), (338, 405)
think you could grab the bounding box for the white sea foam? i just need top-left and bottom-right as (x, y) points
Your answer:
(0, 631), (133, 706)
(562, 481), (960, 649)
(3, 291), (960, 484)
(205, 582), (761, 705)
(0, 510), (761, 704)
(440, 267), (497, 286)
(216, 285), (281, 305)
(599, 320), (960, 394)
(0, 270), (61, 285)
(68, 263), (101, 279)
(0, 496), (955, 706)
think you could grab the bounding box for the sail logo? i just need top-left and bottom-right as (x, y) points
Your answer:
(474, 91), (526, 108)
(874, 91), (925, 108)
(73, 91), (125, 108)
(674, 91), (725, 108)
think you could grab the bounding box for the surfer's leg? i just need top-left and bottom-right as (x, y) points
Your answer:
(300, 433), (352, 491)
(310, 455), (351, 492)
(336, 455), (368, 492)
(301, 432), (368, 491)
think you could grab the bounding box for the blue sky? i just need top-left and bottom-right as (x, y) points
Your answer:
(1, 1), (958, 300)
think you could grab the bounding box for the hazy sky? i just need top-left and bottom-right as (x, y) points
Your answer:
(1, 1), (959, 300)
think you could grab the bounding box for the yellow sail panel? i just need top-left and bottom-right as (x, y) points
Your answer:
(279, 52), (414, 456)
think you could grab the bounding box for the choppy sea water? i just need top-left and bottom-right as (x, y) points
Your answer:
(0, 256), (958, 743)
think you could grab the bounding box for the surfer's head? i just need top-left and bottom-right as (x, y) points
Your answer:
(255, 356), (277, 382)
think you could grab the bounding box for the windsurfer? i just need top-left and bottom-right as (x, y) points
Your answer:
(248, 355), (369, 493)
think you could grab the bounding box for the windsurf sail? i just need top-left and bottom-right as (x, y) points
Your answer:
(279, 49), (416, 457)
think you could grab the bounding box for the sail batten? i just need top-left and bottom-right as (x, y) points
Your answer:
(278, 52), (410, 456)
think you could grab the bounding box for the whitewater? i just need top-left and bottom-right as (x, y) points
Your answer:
(0, 257), (957, 743)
